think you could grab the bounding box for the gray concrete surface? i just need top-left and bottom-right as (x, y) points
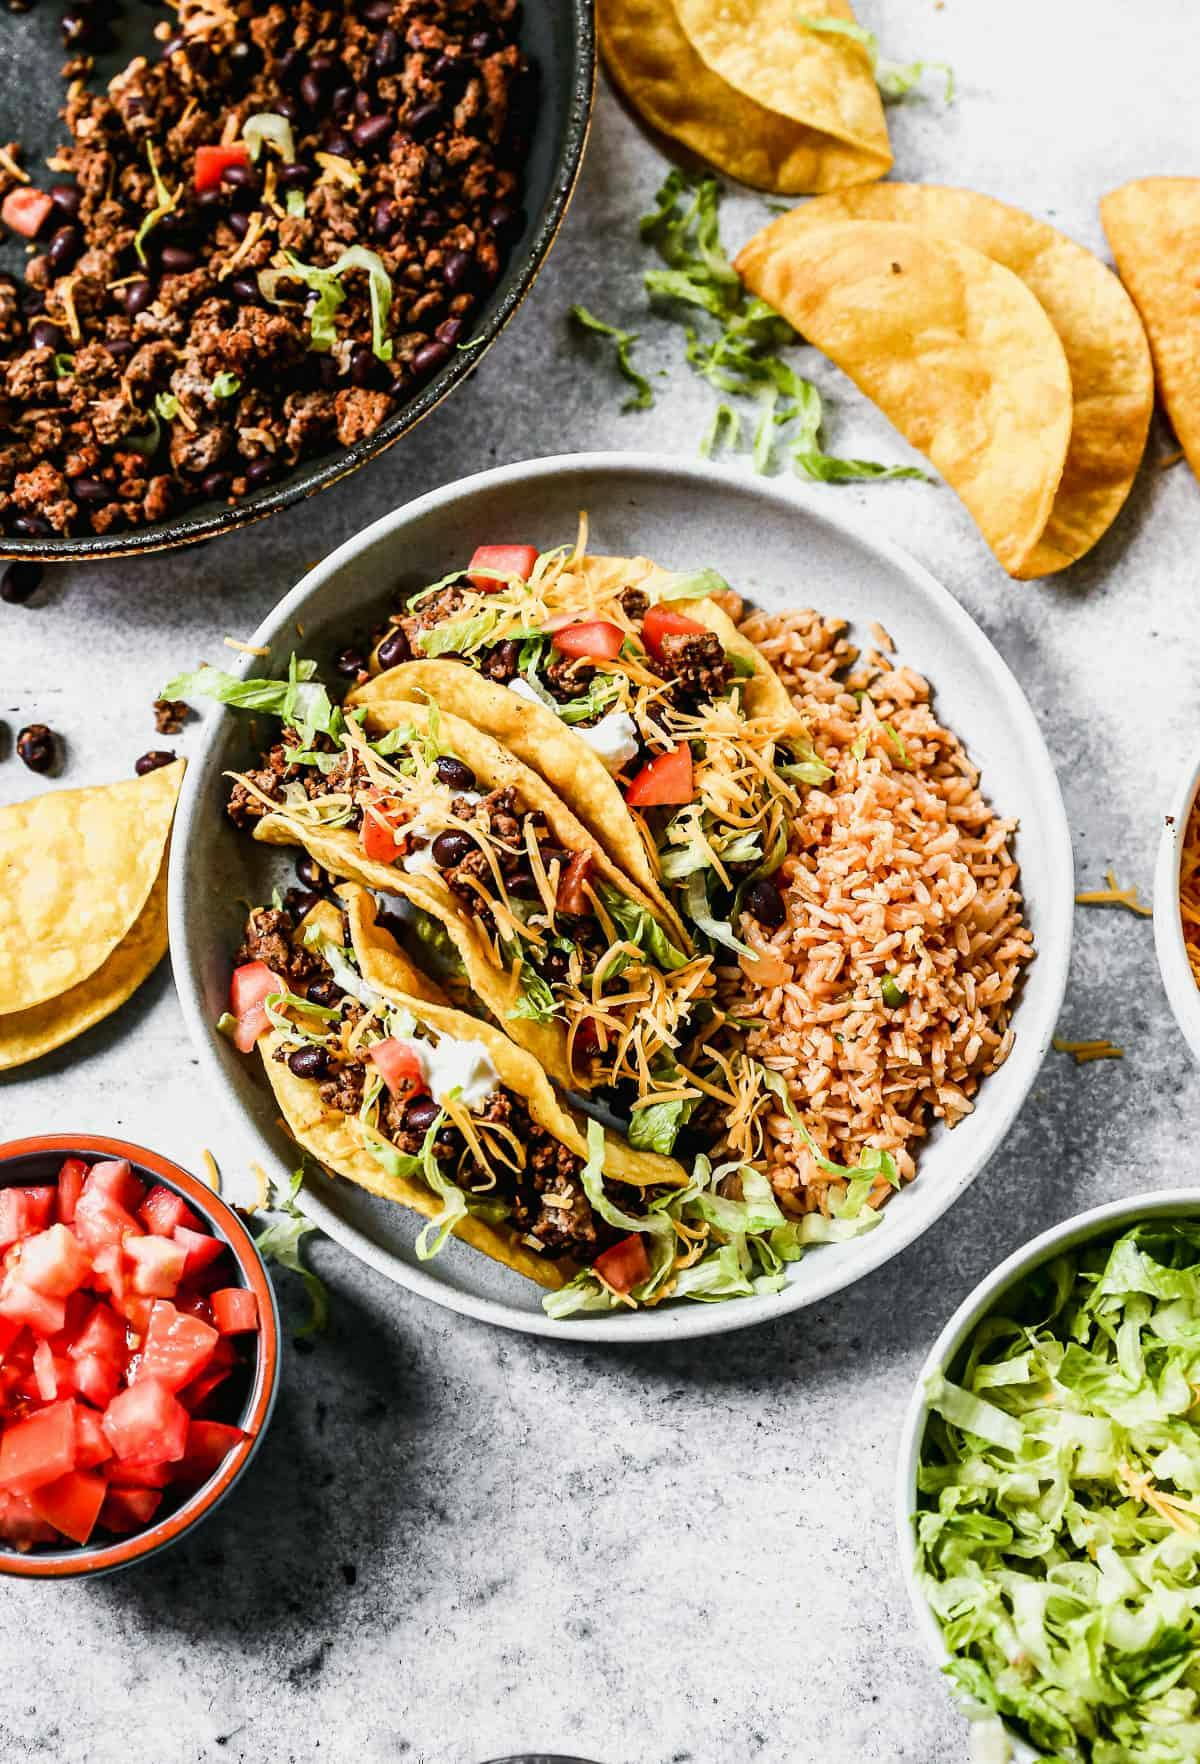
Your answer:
(2, 3), (1199, 1759)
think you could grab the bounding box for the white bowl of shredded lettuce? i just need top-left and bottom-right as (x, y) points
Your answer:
(898, 1190), (1200, 1764)
(1155, 747), (1200, 1071)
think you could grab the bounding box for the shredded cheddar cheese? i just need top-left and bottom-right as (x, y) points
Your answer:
(1075, 868), (1152, 916)
(1053, 1037), (1124, 1065)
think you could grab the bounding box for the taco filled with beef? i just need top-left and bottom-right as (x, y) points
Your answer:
(346, 536), (831, 961)
(228, 890), (690, 1292)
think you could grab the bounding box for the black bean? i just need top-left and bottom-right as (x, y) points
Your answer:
(362, 0), (392, 19)
(411, 340), (451, 380)
(317, 354), (341, 389)
(12, 515), (51, 537)
(106, 338), (135, 362)
(227, 212), (250, 241)
(30, 319), (62, 350)
(46, 225), (82, 272)
(373, 908), (407, 944)
(299, 71), (325, 109)
(403, 1096), (440, 1136)
(435, 755), (476, 792)
(744, 876), (786, 931)
(488, 201), (520, 238)
(349, 341), (387, 390)
(230, 275), (259, 304)
(332, 84), (356, 120)
(134, 749), (176, 776)
(49, 183), (81, 220)
(353, 114), (395, 153)
(200, 470), (231, 499)
(442, 248), (473, 291)
(467, 30), (495, 55)
(334, 645), (367, 678)
(371, 28), (399, 73)
(0, 562), (43, 605)
(160, 244), (198, 273)
(288, 1045), (329, 1081)
(417, 206), (441, 232)
(284, 887), (322, 920)
(308, 52), (338, 76)
(124, 278), (154, 316)
(406, 102), (442, 140)
(324, 130), (354, 158)
(16, 724), (56, 774)
(430, 52), (458, 81)
(245, 458), (274, 488)
(371, 199), (398, 241)
(277, 47), (304, 86)
(70, 476), (110, 504)
(354, 89), (373, 119)
(21, 289), (46, 317)
(376, 628), (410, 670)
(277, 163), (312, 194)
(297, 854), (325, 890)
(274, 96), (299, 125)
(431, 830), (473, 869)
(307, 976), (340, 1007)
(435, 317), (466, 348)
(220, 162), (256, 191)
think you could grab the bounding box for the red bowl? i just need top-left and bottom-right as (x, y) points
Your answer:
(0, 1134), (280, 1577)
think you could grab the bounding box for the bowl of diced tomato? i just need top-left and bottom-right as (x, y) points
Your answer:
(0, 1134), (279, 1576)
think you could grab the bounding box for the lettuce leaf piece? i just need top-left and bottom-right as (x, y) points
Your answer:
(569, 304), (653, 411)
(253, 1167), (329, 1337)
(758, 1065), (898, 1187)
(161, 657), (341, 745)
(597, 884), (690, 972)
(796, 16), (955, 105)
(243, 111), (297, 163)
(628, 1095), (695, 1155)
(683, 870), (752, 956)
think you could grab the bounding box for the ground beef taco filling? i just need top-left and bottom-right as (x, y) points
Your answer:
(0, 0), (529, 538)
(238, 904), (620, 1261)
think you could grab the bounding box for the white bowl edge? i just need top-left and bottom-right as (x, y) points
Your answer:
(1154, 748), (1200, 1067)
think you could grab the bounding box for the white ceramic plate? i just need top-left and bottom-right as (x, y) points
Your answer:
(169, 453), (1073, 1341)
(1155, 746), (1200, 1066)
(896, 1189), (1200, 1761)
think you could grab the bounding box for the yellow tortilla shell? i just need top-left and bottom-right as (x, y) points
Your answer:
(597, 0), (890, 195)
(247, 702), (691, 1089)
(0, 858), (168, 1072)
(1101, 178), (1200, 483)
(735, 218), (1073, 576)
(0, 758), (184, 1015)
(754, 188), (1153, 577)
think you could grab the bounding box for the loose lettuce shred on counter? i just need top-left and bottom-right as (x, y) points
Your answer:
(917, 1220), (1200, 1762)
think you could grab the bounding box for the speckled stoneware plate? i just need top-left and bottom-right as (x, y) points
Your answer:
(170, 454), (1074, 1342)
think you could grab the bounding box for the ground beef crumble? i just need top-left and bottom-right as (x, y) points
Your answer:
(0, 2), (529, 538)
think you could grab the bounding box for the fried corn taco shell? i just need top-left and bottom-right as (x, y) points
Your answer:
(597, 0), (891, 196)
(247, 703), (692, 1090)
(1101, 178), (1200, 482)
(0, 758), (184, 1015)
(349, 563), (799, 908)
(746, 187), (1153, 577)
(261, 891), (686, 1291)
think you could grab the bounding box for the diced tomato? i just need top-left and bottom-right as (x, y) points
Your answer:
(107, 1457), (174, 1490)
(1, 186), (54, 239)
(640, 605), (705, 660)
(624, 743), (695, 808)
(173, 1225), (227, 1282)
(0, 1280), (66, 1337)
(368, 1038), (427, 1097)
(592, 1232), (651, 1295)
(118, 1295), (155, 1335)
(139, 1186), (203, 1239)
(0, 1491), (58, 1547)
(0, 1317), (22, 1362)
(67, 1301), (125, 1366)
(467, 543), (539, 592)
(556, 851), (594, 916)
(73, 1407), (113, 1471)
(174, 1419), (245, 1486)
(55, 1159), (87, 1225)
(0, 1400), (78, 1493)
(73, 1353), (122, 1410)
(88, 1241), (127, 1301)
(99, 1486), (162, 1533)
(32, 1340), (58, 1402)
(210, 1288), (258, 1335)
(18, 1224), (92, 1298)
(102, 1379), (188, 1465)
(133, 1301), (217, 1392)
(174, 1290), (216, 1325)
(193, 141), (249, 193)
(360, 792), (405, 866)
(84, 1159), (146, 1212)
(228, 960), (281, 1054)
(125, 1235), (187, 1299)
(73, 1188), (139, 1252)
(551, 620), (625, 662)
(177, 1365), (232, 1415)
(29, 1469), (107, 1546)
(0, 1187), (55, 1248)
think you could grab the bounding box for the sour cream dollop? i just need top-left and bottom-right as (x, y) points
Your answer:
(506, 677), (544, 706)
(573, 709), (640, 775)
(402, 1033), (500, 1111)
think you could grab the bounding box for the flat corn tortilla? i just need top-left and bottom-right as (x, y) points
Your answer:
(736, 218), (1073, 576)
(0, 758), (184, 1015)
(1101, 178), (1200, 482)
(597, 0), (890, 196)
(341, 884), (686, 1195)
(0, 858), (168, 1072)
(754, 188), (1153, 577)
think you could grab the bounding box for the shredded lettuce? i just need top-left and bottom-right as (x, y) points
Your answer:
(507, 955), (561, 1023)
(134, 141), (179, 266)
(257, 247), (393, 360)
(597, 884), (690, 972)
(796, 16), (955, 103)
(162, 656), (341, 745)
(569, 304), (653, 411)
(243, 111), (297, 163)
(917, 1220), (1200, 1762)
(252, 1167), (329, 1337)
(628, 1094), (695, 1155)
(758, 1065), (898, 1188)
(212, 370), (241, 399)
(683, 870), (752, 956)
